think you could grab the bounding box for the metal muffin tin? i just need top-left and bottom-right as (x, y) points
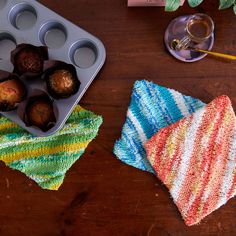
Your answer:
(0, 0), (106, 136)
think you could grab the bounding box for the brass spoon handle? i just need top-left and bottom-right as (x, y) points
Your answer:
(190, 47), (236, 60)
(171, 39), (236, 61)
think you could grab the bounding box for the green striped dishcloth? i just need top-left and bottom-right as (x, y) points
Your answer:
(0, 106), (103, 190)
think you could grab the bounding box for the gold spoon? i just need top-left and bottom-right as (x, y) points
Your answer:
(171, 39), (236, 61)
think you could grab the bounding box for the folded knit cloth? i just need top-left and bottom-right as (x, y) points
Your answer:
(0, 106), (103, 190)
(114, 80), (205, 173)
(145, 96), (236, 226)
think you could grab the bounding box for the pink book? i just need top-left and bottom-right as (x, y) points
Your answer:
(128, 0), (185, 7)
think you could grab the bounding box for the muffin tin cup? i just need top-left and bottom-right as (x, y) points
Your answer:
(0, 0), (106, 137)
(39, 21), (67, 49)
(9, 2), (38, 30)
(69, 40), (98, 69)
(0, 31), (17, 60)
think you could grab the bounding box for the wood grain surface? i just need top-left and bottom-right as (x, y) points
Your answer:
(0, 0), (236, 235)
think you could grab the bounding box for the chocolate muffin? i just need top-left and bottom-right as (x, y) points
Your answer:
(25, 95), (56, 131)
(15, 48), (43, 74)
(11, 44), (48, 76)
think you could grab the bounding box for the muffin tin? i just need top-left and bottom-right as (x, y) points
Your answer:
(0, 0), (106, 136)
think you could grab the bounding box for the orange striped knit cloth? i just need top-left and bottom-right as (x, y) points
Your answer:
(145, 95), (236, 226)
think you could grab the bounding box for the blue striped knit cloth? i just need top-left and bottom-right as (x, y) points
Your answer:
(113, 80), (205, 174)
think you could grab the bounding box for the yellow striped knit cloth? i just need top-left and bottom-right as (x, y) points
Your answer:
(0, 106), (103, 190)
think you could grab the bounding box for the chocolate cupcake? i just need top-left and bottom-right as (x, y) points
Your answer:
(25, 95), (56, 131)
(0, 70), (26, 112)
(43, 61), (80, 99)
(11, 44), (48, 77)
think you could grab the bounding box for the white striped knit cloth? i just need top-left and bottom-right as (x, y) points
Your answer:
(113, 80), (205, 173)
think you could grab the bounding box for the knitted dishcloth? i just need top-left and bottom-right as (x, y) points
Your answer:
(114, 80), (205, 173)
(145, 96), (236, 226)
(0, 106), (103, 190)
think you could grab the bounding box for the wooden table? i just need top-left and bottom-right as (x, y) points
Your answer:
(0, 0), (236, 235)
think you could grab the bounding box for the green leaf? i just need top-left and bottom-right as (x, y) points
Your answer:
(219, 0), (235, 9)
(234, 4), (236, 14)
(188, 0), (204, 7)
(165, 0), (181, 11)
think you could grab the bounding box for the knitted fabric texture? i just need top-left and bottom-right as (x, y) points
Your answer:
(145, 96), (236, 226)
(114, 80), (205, 173)
(0, 106), (103, 191)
